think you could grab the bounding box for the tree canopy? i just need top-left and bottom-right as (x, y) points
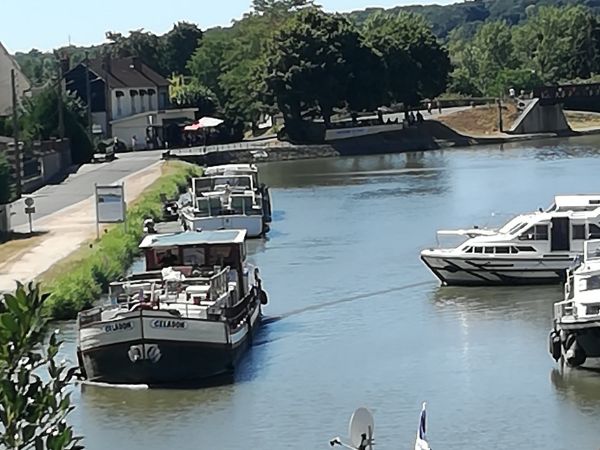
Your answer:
(449, 5), (600, 97)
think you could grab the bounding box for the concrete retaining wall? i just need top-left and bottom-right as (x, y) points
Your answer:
(509, 98), (571, 134)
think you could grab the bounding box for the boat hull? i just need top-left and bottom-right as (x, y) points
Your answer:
(78, 302), (261, 386)
(421, 253), (574, 286)
(551, 322), (600, 368)
(183, 214), (265, 238)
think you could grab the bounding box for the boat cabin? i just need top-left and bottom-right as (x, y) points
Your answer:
(452, 195), (600, 255)
(204, 164), (260, 188)
(138, 230), (250, 295)
(192, 175), (255, 197)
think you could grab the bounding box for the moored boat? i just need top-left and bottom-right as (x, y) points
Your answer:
(76, 229), (268, 386)
(180, 165), (271, 238)
(550, 240), (600, 368)
(421, 195), (600, 286)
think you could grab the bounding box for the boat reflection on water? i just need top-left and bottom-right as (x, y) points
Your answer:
(550, 368), (600, 413)
(431, 285), (561, 323)
(79, 380), (235, 422)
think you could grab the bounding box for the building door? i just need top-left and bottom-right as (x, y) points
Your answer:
(551, 217), (570, 251)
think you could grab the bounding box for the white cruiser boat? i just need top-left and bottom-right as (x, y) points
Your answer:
(204, 164), (272, 222)
(180, 172), (269, 238)
(550, 240), (600, 368)
(76, 229), (268, 386)
(421, 195), (600, 286)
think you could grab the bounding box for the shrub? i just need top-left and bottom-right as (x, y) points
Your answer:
(45, 162), (201, 320)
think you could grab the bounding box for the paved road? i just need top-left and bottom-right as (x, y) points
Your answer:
(10, 150), (163, 227)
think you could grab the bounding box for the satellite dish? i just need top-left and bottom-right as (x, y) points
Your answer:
(349, 407), (374, 449)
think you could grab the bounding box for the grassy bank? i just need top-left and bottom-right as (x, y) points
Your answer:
(43, 161), (201, 320)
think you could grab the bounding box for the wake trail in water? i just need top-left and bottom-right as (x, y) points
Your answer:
(263, 280), (436, 324)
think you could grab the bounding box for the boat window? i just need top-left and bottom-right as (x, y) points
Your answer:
(587, 304), (600, 315)
(581, 275), (600, 292)
(474, 247), (483, 254)
(589, 224), (600, 239)
(510, 246), (519, 254)
(516, 246), (536, 252)
(495, 247), (510, 254)
(505, 222), (528, 235)
(484, 247), (494, 254)
(573, 224), (586, 240)
(519, 225), (548, 241)
(462, 246), (473, 253)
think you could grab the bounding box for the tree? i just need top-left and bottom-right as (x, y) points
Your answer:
(160, 22), (203, 76)
(512, 5), (600, 82)
(0, 283), (82, 450)
(20, 87), (93, 164)
(105, 29), (161, 73)
(264, 8), (383, 125)
(363, 12), (451, 103)
(169, 77), (219, 115)
(0, 151), (12, 204)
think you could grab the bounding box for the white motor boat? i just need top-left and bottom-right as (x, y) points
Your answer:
(180, 173), (269, 238)
(550, 240), (600, 368)
(421, 195), (600, 286)
(204, 164), (272, 222)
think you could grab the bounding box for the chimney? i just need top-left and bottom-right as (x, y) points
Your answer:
(102, 54), (112, 74)
(131, 57), (141, 72)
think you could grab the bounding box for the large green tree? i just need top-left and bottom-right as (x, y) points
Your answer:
(20, 87), (93, 164)
(160, 22), (203, 76)
(105, 29), (161, 73)
(363, 12), (450, 104)
(512, 5), (600, 82)
(264, 8), (384, 125)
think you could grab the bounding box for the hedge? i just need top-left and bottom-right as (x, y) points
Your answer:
(44, 162), (202, 320)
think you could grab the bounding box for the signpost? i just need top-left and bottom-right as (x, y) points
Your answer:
(24, 197), (35, 234)
(95, 183), (126, 239)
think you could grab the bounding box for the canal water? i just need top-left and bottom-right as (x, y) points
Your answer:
(61, 136), (600, 449)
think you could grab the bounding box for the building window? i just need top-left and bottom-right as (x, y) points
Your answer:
(148, 89), (156, 110)
(159, 92), (168, 110)
(139, 89), (147, 112)
(130, 90), (138, 114)
(115, 90), (124, 117)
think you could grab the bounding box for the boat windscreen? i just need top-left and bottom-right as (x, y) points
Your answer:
(500, 221), (528, 235)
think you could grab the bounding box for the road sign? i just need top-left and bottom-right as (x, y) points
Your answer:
(24, 199), (35, 234)
(95, 183), (126, 239)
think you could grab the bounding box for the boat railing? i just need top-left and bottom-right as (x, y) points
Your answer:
(106, 267), (232, 310)
(78, 307), (103, 326)
(555, 300), (576, 320)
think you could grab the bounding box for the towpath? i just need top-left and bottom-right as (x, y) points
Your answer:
(0, 151), (164, 293)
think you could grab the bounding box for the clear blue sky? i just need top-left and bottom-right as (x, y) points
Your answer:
(3, 0), (455, 53)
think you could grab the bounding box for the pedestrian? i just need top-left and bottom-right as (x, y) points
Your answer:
(416, 111), (424, 123)
(131, 135), (137, 151)
(409, 111), (416, 125)
(436, 99), (442, 114)
(427, 101), (432, 114)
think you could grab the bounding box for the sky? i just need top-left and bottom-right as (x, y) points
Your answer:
(2, 0), (456, 53)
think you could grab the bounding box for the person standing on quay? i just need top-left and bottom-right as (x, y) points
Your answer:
(436, 99), (442, 114)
